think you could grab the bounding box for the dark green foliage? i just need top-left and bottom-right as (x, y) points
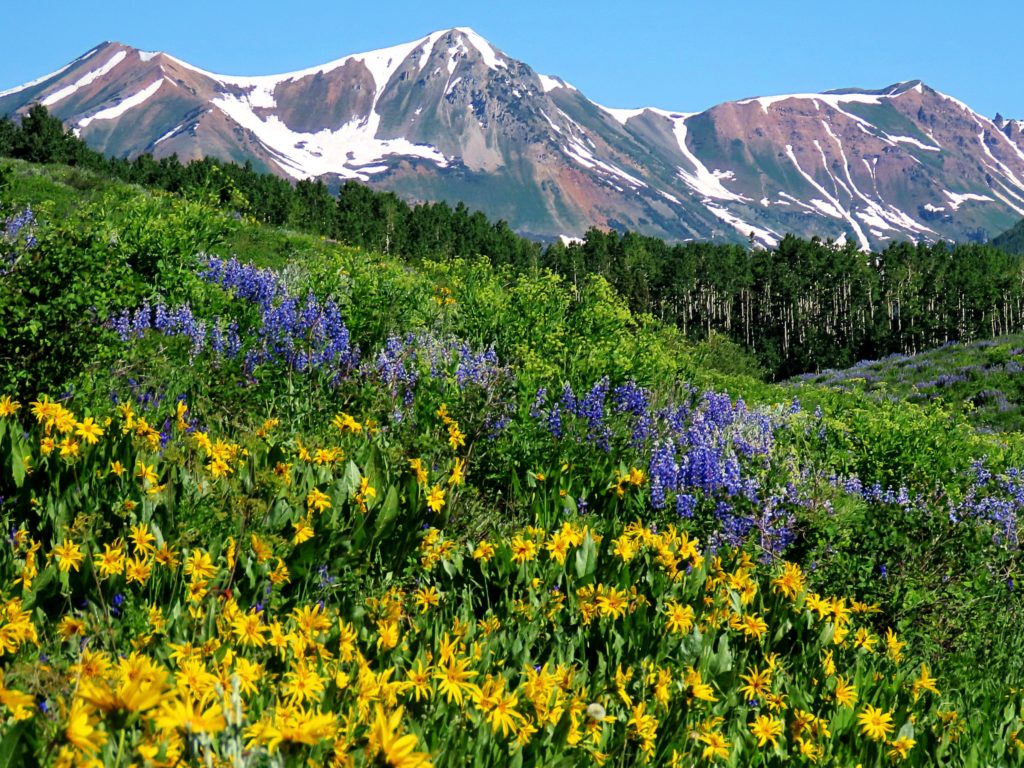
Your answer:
(0, 118), (15, 157)
(993, 217), (1024, 254)
(8, 104), (84, 165)
(0, 193), (231, 398)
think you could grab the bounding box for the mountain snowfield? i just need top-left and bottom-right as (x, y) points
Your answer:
(3, 28), (1023, 247)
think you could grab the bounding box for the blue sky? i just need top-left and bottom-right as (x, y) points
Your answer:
(2, 0), (1020, 117)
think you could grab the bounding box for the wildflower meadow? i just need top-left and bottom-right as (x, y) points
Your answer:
(1, 159), (1024, 766)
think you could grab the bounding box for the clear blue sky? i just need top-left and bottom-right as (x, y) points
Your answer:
(3, 0), (1020, 118)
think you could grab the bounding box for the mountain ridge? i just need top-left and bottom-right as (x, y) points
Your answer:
(2, 30), (1023, 248)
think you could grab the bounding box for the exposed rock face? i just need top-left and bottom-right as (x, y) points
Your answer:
(3, 34), (1023, 247)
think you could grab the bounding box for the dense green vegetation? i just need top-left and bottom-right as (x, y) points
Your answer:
(3, 155), (1024, 764)
(5, 105), (1024, 382)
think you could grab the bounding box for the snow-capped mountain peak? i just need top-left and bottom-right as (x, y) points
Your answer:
(2, 33), (1023, 248)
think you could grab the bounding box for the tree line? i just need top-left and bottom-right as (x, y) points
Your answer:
(3, 104), (1024, 379)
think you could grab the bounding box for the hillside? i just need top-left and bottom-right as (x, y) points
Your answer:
(3, 159), (1024, 764)
(790, 335), (1024, 433)
(993, 217), (1024, 254)
(3, 31), (1024, 247)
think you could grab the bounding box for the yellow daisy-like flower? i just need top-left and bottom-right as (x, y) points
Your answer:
(834, 676), (858, 709)
(698, 729), (730, 760)
(911, 663), (940, 698)
(65, 698), (108, 754)
(664, 600), (695, 635)
(426, 485), (445, 513)
(154, 696), (227, 735)
(74, 417), (104, 445)
(408, 457), (429, 485)
(232, 612), (268, 647)
(887, 736), (916, 761)
(771, 561), (806, 599)
(749, 714), (784, 747)
(292, 517), (315, 545)
(738, 666), (772, 702)
(52, 538), (85, 573)
(306, 488), (332, 514)
(857, 704), (894, 741)
(94, 542), (126, 579)
(472, 540), (496, 562)
(434, 656), (482, 706)
(368, 705), (433, 768)
(0, 395), (21, 418)
(509, 535), (537, 565)
(739, 613), (769, 640)
(448, 458), (466, 486)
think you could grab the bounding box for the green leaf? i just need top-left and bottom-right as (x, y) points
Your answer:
(711, 633), (733, 674)
(0, 720), (31, 768)
(574, 533), (597, 583)
(340, 460), (362, 497)
(10, 441), (26, 489)
(373, 486), (399, 541)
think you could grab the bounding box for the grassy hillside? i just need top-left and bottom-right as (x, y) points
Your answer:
(2, 160), (1024, 765)
(790, 336), (1024, 433)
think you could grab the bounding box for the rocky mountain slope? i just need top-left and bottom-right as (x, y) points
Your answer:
(3, 29), (1023, 247)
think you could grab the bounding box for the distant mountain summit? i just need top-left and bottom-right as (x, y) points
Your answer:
(3, 30), (1024, 247)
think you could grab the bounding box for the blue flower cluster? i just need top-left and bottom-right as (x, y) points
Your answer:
(364, 331), (512, 433)
(111, 255), (360, 379)
(200, 255), (286, 309)
(1, 205), (37, 274)
(951, 460), (1024, 547)
(532, 379), (798, 555)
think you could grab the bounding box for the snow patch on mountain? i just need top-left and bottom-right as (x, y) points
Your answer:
(154, 111), (208, 146)
(0, 44), (109, 98)
(668, 116), (746, 202)
(943, 190), (993, 210)
(738, 90), (884, 113)
(594, 103), (647, 125)
(454, 28), (507, 70)
(976, 132), (1024, 204)
(77, 78), (166, 129)
(539, 109), (562, 134)
(41, 51), (128, 106)
(886, 134), (941, 151)
(211, 90), (448, 180)
(538, 74), (575, 93)
(445, 77), (462, 96)
(166, 35), (428, 101)
(785, 143), (871, 250)
(154, 119), (189, 146)
(705, 204), (779, 247)
(562, 138), (648, 188)
(416, 30), (449, 71)
(1, 63), (74, 98)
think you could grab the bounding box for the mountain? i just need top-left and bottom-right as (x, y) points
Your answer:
(3, 30), (1024, 248)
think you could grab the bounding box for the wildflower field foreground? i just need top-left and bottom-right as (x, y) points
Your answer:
(2, 160), (1024, 765)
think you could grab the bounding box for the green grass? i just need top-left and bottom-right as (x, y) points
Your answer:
(2, 157), (141, 217)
